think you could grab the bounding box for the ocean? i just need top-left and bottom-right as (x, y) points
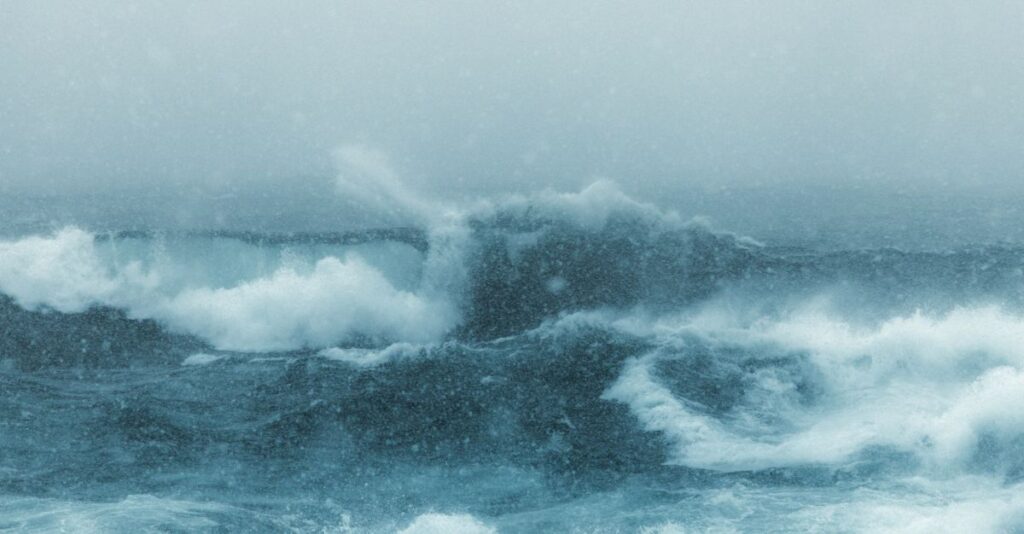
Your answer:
(2, 183), (1023, 532)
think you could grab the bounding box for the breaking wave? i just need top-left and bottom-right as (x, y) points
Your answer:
(3, 182), (1024, 531)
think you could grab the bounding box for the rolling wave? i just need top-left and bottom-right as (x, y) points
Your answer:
(3, 184), (1024, 531)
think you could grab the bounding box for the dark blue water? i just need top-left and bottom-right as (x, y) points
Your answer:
(2, 187), (1024, 532)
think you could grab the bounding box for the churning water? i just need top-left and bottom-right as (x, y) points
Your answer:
(2, 182), (1024, 532)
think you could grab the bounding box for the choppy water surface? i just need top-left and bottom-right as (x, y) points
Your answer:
(3, 186), (1024, 532)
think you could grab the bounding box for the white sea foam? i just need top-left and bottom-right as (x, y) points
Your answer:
(157, 255), (455, 351)
(0, 144), (488, 353)
(318, 342), (420, 367)
(0, 494), (235, 533)
(639, 523), (690, 534)
(0, 227), (155, 313)
(791, 479), (1024, 534)
(181, 352), (226, 366)
(476, 179), (682, 232)
(397, 512), (497, 534)
(0, 228), (462, 352)
(0, 178), (691, 354)
(603, 303), (1024, 473)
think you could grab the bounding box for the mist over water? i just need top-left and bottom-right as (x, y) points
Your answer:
(4, 1), (1024, 237)
(3, 2), (1024, 533)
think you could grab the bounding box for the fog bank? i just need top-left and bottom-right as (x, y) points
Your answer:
(1, 1), (1023, 243)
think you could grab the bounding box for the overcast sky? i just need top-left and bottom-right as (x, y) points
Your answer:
(2, 0), (1023, 206)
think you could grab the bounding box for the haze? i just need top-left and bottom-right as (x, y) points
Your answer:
(2, 1), (1023, 244)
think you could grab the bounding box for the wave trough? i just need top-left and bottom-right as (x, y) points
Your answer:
(2, 184), (1024, 532)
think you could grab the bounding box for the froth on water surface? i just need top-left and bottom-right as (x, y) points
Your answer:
(2, 182), (1024, 532)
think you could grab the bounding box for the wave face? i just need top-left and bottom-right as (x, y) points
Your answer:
(3, 185), (1024, 532)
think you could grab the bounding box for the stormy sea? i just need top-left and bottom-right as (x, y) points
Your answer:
(2, 181), (1023, 533)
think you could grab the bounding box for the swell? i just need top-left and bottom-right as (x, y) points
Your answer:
(5, 198), (1024, 530)
(10, 308), (1024, 494)
(460, 216), (766, 339)
(1, 324), (666, 498)
(3, 216), (1024, 362)
(4, 185), (1024, 483)
(0, 294), (204, 371)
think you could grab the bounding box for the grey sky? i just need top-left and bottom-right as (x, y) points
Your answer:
(1, 1), (1023, 205)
